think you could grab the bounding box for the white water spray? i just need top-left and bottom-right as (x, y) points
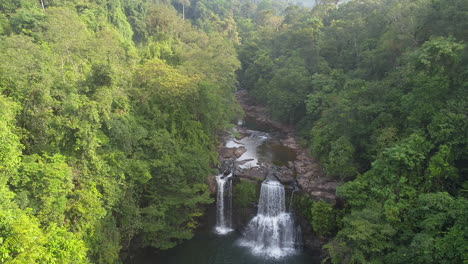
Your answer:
(215, 173), (233, 235)
(240, 180), (300, 258)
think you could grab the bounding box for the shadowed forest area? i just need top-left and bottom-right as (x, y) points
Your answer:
(0, 0), (466, 263)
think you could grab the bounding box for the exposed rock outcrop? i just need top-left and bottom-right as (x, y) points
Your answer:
(270, 165), (296, 184)
(207, 175), (217, 194)
(218, 146), (247, 160)
(235, 166), (266, 182)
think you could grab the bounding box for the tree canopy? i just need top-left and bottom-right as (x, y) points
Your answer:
(1, 0), (467, 263)
(234, 0), (468, 263)
(0, 0), (240, 262)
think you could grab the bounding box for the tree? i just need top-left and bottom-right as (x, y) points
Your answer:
(179, 0), (190, 20)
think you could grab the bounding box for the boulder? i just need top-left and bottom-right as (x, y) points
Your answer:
(219, 146), (246, 160)
(219, 147), (236, 159)
(236, 166), (266, 182)
(233, 146), (247, 158)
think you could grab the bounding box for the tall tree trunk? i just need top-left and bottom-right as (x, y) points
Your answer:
(40, 0), (45, 11)
(182, 3), (185, 20)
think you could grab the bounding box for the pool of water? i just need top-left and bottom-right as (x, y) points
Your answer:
(129, 207), (319, 264)
(241, 116), (296, 167)
(242, 115), (275, 133)
(257, 141), (297, 167)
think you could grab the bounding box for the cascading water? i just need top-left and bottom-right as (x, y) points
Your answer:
(240, 179), (300, 258)
(236, 131), (269, 169)
(215, 173), (233, 235)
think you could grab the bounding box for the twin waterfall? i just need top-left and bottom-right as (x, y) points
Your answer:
(215, 127), (301, 259)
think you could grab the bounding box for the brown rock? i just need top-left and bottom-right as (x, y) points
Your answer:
(236, 166), (266, 182)
(236, 126), (250, 138)
(234, 146), (247, 158)
(274, 166), (296, 184)
(207, 175), (217, 194)
(280, 135), (300, 150)
(219, 146), (246, 160)
(219, 147), (235, 159)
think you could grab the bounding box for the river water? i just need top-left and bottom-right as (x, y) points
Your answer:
(129, 117), (319, 264)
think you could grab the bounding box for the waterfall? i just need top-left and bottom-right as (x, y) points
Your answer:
(240, 179), (300, 258)
(215, 173), (233, 234)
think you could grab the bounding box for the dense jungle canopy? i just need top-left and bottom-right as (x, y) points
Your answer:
(0, 0), (466, 263)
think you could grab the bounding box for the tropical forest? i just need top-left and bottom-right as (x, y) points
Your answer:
(0, 0), (466, 263)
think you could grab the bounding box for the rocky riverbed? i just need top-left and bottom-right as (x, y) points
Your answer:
(212, 90), (337, 201)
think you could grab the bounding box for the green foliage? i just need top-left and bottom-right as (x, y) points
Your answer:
(0, 194), (88, 264)
(0, 206), (47, 263)
(13, 154), (74, 225)
(326, 136), (357, 180)
(326, 206), (397, 264)
(235, 0), (468, 262)
(292, 192), (314, 223)
(10, 6), (45, 35)
(310, 200), (336, 237)
(42, 224), (88, 264)
(1, 0), (467, 262)
(0, 0), (240, 262)
(233, 180), (257, 208)
(0, 96), (22, 186)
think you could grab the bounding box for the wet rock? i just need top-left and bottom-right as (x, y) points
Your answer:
(309, 191), (336, 202)
(297, 172), (338, 202)
(219, 146), (246, 160)
(280, 135), (300, 150)
(207, 175), (217, 194)
(294, 160), (313, 175)
(219, 147), (236, 159)
(235, 159), (254, 165)
(233, 139), (244, 145)
(233, 159), (254, 175)
(232, 178), (258, 230)
(235, 166), (267, 182)
(233, 146), (247, 158)
(303, 236), (329, 259)
(272, 166), (295, 184)
(235, 126), (250, 139)
(219, 159), (235, 174)
(303, 237), (323, 251)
